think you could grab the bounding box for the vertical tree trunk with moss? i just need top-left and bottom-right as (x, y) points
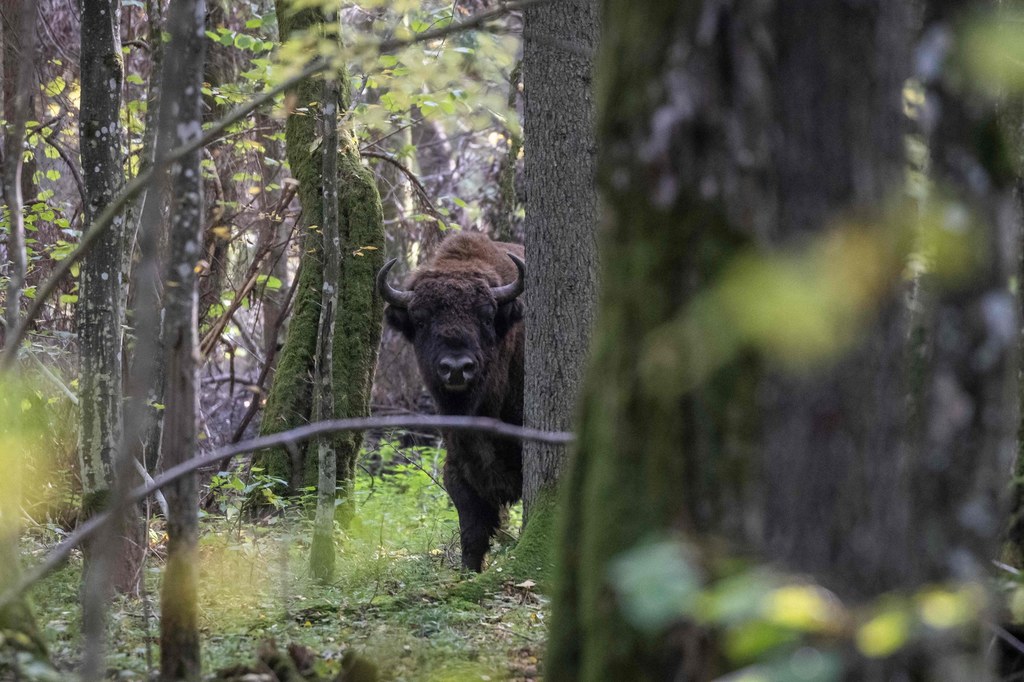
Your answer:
(156, 0), (206, 678)
(255, 3), (385, 508)
(547, 4), (765, 677)
(517, 0), (599, 574)
(77, 0), (145, 600)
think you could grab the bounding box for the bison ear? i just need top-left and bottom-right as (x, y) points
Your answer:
(385, 306), (415, 341)
(495, 299), (524, 338)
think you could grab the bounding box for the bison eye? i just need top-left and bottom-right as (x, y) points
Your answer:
(477, 303), (496, 319)
(411, 312), (428, 330)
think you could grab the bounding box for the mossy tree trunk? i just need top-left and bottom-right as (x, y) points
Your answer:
(546, 0), (1003, 678)
(517, 0), (599, 577)
(309, 69), (341, 583)
(547, 4), (762, 677)
(77, 0), (145, 600)
(255, 3), (385, 513)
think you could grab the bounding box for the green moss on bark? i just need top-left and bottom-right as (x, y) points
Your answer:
(255, 2), (383, 503)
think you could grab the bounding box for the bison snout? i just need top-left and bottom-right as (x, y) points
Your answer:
(438, 355), (477, 390)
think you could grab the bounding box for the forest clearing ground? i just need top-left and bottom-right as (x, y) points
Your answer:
(25, 446), (547, 681)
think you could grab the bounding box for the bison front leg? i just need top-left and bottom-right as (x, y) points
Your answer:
(445, 469), (500, 572)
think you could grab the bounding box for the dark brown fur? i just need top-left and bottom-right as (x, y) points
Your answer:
(382, 232), (525, 571)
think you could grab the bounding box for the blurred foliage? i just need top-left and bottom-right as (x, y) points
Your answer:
(639, 192), (995, 397)
(609, 538), (987, 681)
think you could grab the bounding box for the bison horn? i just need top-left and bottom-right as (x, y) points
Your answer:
(376, 258), (414, 308)
(490, 253), (526, 304)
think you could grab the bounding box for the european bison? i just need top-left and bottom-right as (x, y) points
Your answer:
(377, 232), (525, 571)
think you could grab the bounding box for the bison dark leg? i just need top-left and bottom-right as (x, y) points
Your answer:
(445, 468), (500, 572)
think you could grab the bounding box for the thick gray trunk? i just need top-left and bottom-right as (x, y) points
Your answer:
(521, 0), (599, 518)
(761, 0), (916, 598)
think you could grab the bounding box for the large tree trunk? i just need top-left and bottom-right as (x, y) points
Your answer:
(154, 0), (207, 678)
(761, 0), (915, 598)
(254, 4), (384, 506)
(517, 0), (599, 568)
(548, 5), (766, 677)
(547, 0), (1009, 678)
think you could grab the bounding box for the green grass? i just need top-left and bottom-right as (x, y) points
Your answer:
(26, 445), (547, 680)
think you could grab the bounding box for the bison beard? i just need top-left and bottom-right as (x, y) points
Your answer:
(378, 232), (525, 572)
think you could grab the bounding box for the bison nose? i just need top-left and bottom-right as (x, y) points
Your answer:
(439, 355), (476, 388)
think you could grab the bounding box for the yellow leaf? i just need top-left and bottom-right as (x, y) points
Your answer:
(917, 586), (981, 630)
(761, 584), (842, 633)
(856, 609), (910, 658)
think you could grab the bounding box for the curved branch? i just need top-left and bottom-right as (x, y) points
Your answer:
(361, 150), (442, 220)
(0, 414), (572, 610)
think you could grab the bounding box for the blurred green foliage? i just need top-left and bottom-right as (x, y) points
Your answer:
(609, 538), (987, 681)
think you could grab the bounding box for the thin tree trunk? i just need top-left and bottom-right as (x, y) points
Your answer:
(130, 0), (166, 476)
(78, 0), (143, 598)
(1, 0), (34, 348)
(155, 0), (206, 678)
(309, 67), (341, 583)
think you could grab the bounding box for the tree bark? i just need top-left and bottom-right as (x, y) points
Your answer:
(309, 67), (341, 583)
(154, 0), (207, 678)
(545, 0), (1002, 678)
(254, 3), (385, 505)
(761, 0), (915, 598)
(1, 0), (34, 348)
(521, 0), (599, 515)
(77, 0), (144, 599)
(0, 3), (49, 670)
(548, 5), (766, 677)
(913, 0), (1019, 590)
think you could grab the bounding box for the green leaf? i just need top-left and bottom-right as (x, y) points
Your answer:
(256, 275), (282, 290)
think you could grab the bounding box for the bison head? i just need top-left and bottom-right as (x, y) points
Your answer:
(377, 254), (525, 411)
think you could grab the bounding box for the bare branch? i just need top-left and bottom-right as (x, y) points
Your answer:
(0, 414), (571, 610)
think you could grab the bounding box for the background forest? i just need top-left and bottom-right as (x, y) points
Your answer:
(4, 0), (1024, 681)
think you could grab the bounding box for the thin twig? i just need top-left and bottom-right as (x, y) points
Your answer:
(361, 150), (443, 220)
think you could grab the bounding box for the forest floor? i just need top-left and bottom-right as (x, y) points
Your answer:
(24, 444), (547, 681)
